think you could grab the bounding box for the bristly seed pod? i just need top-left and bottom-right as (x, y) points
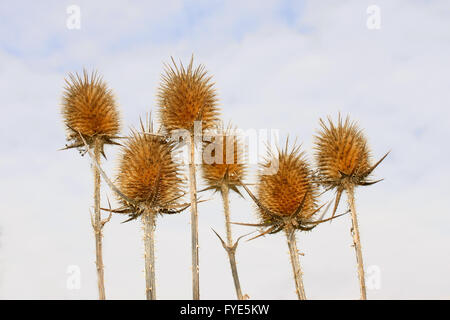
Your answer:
(257, 143), (318, 225)
(314, 115), (372, 188)
(62, 70), (120, 153)
(235, 140), (343, 239)
(201, 124), (246, 193)
(115, 119), (185, 220)
(313, 114), (388, 216)
(157, 56), (220, 133)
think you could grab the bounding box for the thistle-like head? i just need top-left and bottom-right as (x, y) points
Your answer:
(257, 142), (318, 225)
(313, 114), (389, 217)
(233, 140), (347, 239)
(157, 57), (220, 134)
(314, 115), (388, 189)
(116, 118), (185, 219)
(201, 124), (246, 193)
(61, 70), (120, 153)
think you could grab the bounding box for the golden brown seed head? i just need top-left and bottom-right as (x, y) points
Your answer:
(157, 57), (220, 133)
(257, 143), (318, 223)
(116, 126), (183, 211)
(201, 125), (246, 191)
(62, 70), (120, 147)
(314, 115), (371, 188)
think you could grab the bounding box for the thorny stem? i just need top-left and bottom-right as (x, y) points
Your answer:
(188, 132), (200, 300)
(285, 227), (306, 300)
(93, 138), (106, 300)
(346, 184), (367, 300)
(143, 211), (156, 300)
(220, 184), (243, 300)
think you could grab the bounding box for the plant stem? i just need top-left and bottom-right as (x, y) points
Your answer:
(346, 184), (367, 300)
(93, 138), (106, 300)
(188, 132), (200, 300)
(285, 228), (306, 300)
(143, 211), (156, 300)
(220, 183), (243, 300)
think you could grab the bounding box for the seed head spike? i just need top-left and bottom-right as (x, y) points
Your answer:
(61, 69), (120, 151)
(157, 57), (220, 133)
(201, 123), (246, 193)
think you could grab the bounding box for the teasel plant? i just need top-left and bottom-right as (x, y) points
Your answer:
(233, 139), (347, 300)
(201, 123), (247, 300)
(60, 69), (121, 300)
(157, 56), (220, 299)
(79, 116), (188, 299)
(313, 114), (389, 300)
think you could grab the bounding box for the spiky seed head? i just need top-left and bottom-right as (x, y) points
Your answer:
(257, 143), (318, 223)
(313, 115), (372, 188)
(201, 124), (246, 191)
(116, 123), (184, 212)
(62, 70), (120, 148)
(157, 57), (220, 133)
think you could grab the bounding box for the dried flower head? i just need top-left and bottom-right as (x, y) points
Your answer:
(314, 115), (373, 188)
(233, 140), (346, 240)
(114, 118), (185, 221)
(257, 142), (318, 223)
(61, 70), (120, 152)
(313, 114), (389, 215)
(201, 124), (246, 193)
(157, 57), (220, 133)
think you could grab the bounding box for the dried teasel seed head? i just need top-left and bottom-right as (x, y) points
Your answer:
(257, 142), (318, 223)
(157, 56), (220, 134)
(62, 70), (120, 148)
(201, 124), (246, 191)
(116, 120), (184, 212)
(313, 115), (372, 188)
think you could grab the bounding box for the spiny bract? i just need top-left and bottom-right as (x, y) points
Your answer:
(62, 70), (120, 149)
(201, 125), (246, 192)
(313, 115), (372, 188)
(257, 143), (318, 223)
(116, 125), (184, 213)
(157, 57), (220, 133)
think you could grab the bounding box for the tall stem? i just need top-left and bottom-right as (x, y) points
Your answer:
(188, 132), (200, 300)
(346, 184), (367, 300)
(93, 139), (106, 300)
(285, 228), (306, 300)
(143, 211), (156, 300)
(220, 183), (243, 300)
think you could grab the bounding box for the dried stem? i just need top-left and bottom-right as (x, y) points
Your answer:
(346, 184), (367, 300)
(93, 138), (106, 300)
(188, 132), (200, 300)
(285, 227), (306, 300)
(220, 183), (243, 300)
(143, 211), (156, 300)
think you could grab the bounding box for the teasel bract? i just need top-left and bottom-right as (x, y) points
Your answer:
(201, 123), (247, 299)
(158, 56), (220, 299)
(235, 140), (345, 300)
(60, 70), (121, 300)
(81, 116), (187, 299)
(314, 115), (388, 300)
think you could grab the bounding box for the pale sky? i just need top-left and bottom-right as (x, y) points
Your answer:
(0, 0), (449, 299)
